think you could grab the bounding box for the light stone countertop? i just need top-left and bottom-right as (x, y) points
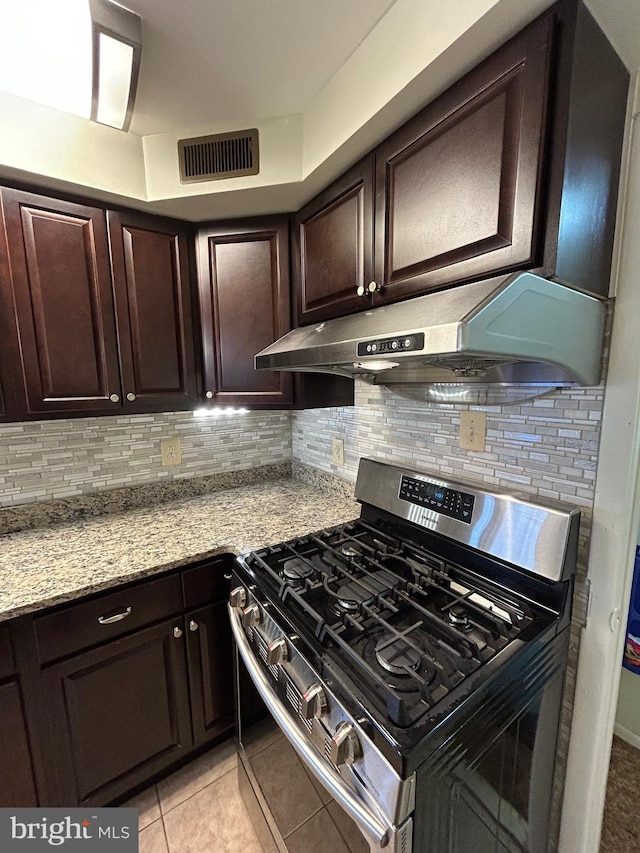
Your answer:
(0, 479), (360, 622)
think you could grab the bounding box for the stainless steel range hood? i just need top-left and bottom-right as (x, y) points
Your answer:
(255, 273), (606, 386)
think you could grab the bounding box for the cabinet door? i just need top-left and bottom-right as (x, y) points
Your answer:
(42, 618), (192, 806)
(374, 13), (553, 304)
(108, 210), (198, 412)
(196, 217), (292, 407)
(0, 627), (38, 807)
(186, 602), (234, 747)
(0, 189), (123, 415)
(294, 155), (374, 325)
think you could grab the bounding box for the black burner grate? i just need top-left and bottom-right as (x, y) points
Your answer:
(245, 520), (534, 727)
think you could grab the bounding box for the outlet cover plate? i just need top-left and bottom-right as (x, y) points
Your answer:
(161, 438), (182, 466)
(332, 438), (345, 465)
(459, 411), (486, 452)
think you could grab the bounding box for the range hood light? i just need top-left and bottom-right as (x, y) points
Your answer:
(353, 361), (400, 372)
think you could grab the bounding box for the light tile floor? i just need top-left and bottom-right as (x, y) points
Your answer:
(123, 738), (263, 853)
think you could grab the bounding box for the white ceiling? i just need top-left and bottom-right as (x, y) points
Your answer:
(127, 0), (396, 136)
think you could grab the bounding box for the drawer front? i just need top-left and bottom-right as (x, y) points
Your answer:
(182, 557), (233, 610)
(35, 574), (183, 664)
(0, 624), (15, 680)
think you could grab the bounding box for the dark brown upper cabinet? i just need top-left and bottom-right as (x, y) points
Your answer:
(374, 13), (553, 304)
(107, 210), (198, 412)
(294, 156), (374, 325)
(196, 217), (293, 408)
(0, 189), (123, 416)
(292, 0), (628, 322)
(0, 192), (198, 420)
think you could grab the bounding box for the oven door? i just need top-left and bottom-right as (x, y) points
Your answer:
(230, 605), (411, 853)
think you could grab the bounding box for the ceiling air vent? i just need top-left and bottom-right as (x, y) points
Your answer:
(178, 129), (259, 183)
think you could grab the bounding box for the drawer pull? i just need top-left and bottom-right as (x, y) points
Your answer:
(98, 606), (132, 625)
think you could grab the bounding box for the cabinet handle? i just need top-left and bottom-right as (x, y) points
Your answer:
(126, 392), (136, 402)
(356, 285), (365, 297)
(367, 280), (381, 294)
(109, 394), (120, 403)
(173, 626), (183, 638)
(189, 620), (199, 632)
(224, 573), (232, 581)
(98, 606), (132, 625)
(205, 390), (214, 399)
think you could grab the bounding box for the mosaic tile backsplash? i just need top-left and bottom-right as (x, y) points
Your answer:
(0, 410), (291, 507)
(292, 381), (603, 508)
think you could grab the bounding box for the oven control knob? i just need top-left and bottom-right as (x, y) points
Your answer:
(266, 638), (289, 666)
(301, 684), (327, 721)
(330, 722), (362, 767)
(241, 604), (261, 629)
(229, 586), (247, 609)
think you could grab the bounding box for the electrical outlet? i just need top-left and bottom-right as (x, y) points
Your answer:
(459, 411), (486, 452)
(332, 438), (345, 465)
(161, 437), (182, 466)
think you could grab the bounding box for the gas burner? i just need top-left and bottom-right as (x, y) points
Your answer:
(341, 542), (364, 559)
(282, 557), (314, 582)
(375, 636), (421, 675)
(448, 604), (471, 631)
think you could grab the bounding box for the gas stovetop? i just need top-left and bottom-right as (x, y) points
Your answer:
(242, 518), (546, 728)
(235, 458), (580, 764)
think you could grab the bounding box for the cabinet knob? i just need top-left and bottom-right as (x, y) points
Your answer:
(109, 394), (120, 403)
(173, 626), (183, 639)
(189, 620), (199, 632)
(356, 284), (365, 297)
(367, 280), (381, 294)
(205, 390), (214, 399)
(126, 392), (136, 402)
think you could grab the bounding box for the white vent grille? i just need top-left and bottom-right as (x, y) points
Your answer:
(178, 129), (259, 183)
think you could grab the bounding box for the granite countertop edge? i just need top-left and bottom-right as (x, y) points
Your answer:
(0, 465), (359, 624)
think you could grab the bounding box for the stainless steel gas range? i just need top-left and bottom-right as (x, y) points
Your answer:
(229, 458), (579, 853)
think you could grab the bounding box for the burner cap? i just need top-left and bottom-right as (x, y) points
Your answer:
(282, 557), (314, 581)
(341, 542), (364, 558)
(448, 604), (470, 628)
(375, 637), (422, 675)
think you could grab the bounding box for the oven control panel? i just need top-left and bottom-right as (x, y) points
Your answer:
(399, 475), (475, 523)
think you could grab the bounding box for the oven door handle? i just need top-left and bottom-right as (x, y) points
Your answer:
(229, 604), (391, 849)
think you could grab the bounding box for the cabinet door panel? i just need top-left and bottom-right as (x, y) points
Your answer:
(1, 189), (122, 413)
(0, 679), (39, 806)
(197, 217), (292, 407)
(43, 618), (192, 805)
(186, 602), (234, 746)
(108, 211), (197, 411)
(375, 13), (552, 303)
(294, 156), (374, 325)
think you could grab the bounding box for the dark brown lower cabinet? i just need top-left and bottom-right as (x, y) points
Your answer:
(186, 601), (234, 747)
(0, 677), (39, 806)
(42, 617), (193, 806)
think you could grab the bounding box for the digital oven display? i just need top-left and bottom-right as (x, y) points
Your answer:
(399, 475), (475, 523)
